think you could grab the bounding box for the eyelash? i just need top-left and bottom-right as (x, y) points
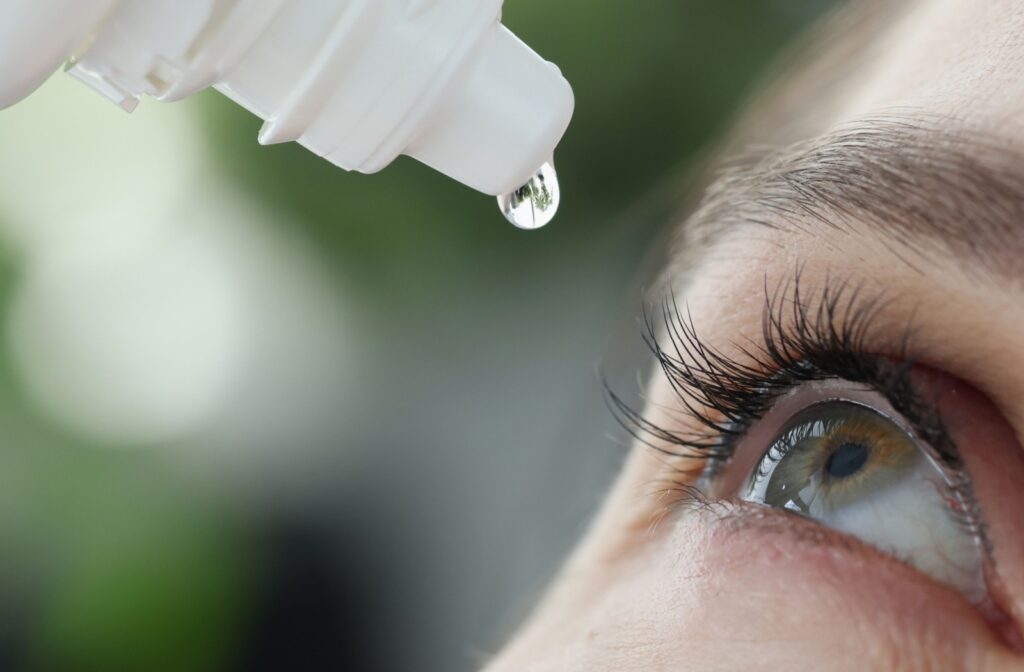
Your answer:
(605, 272), (961, 494)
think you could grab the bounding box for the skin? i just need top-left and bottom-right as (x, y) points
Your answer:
(485, 1), (1024, 670)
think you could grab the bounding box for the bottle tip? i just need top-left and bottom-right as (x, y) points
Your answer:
(406, 23), (574, 196)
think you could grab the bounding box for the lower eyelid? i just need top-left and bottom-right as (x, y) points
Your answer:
(699, 499), (1014, 637)
(662, 496), (1021, 669)
(708, 499), (990, 599)
(711, 500), (870, 555)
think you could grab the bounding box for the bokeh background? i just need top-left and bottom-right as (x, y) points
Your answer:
(0, 2), (835, 670)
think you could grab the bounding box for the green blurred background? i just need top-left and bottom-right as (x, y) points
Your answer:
(0, 2), (835, 670)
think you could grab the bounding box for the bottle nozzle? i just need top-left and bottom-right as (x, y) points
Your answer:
(407, 23), (574, 196)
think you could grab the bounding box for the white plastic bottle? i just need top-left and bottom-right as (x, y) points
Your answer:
(0, 0), (574, 202)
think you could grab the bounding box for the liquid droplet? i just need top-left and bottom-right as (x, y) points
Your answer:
(497, 161), (560, 230)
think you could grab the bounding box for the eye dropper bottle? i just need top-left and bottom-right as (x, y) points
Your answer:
(0, 0), (574, 228)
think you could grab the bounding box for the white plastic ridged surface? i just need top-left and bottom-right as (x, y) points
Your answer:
(0, 0), (574, 197)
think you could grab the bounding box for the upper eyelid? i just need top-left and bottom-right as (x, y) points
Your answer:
(612, 273), (889, 448)
(606, 271), (960, 491)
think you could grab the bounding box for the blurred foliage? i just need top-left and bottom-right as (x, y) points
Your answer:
(25, 474), (249, 672)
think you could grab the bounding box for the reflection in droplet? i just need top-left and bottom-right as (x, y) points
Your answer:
(498, 161), (560, 230)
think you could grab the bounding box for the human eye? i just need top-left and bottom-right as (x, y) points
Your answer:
(735, 391), (984, 601)
(611, 275), (1021, 629)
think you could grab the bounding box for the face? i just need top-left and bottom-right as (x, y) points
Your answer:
(486, 2), (1024, 670)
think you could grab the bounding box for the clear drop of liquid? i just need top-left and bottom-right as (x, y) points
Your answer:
(497, 161), (560, 230)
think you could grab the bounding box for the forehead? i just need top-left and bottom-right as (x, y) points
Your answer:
(665, 0), (1024, 288)
(838, 1), (1024, 128)
(719, 0), (1024, 154)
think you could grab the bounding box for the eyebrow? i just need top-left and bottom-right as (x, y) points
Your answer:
(670, 115), (1024, 281)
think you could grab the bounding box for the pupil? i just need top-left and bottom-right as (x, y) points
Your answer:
(825, 441), (869, 479)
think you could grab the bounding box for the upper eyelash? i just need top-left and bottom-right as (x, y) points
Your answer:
(604, 271), (961, 484)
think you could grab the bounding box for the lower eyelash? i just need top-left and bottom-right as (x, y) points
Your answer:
(604, 270), (958, 487)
